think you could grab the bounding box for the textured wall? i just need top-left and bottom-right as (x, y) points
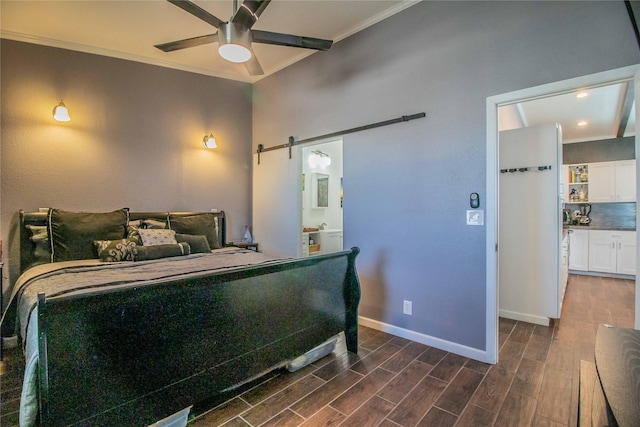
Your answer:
(1, 40), (253, 291)
(254, 1), (640, 350)
(563, 137), (636, 164)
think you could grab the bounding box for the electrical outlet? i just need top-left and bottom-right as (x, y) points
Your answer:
(403, 300), (412, 315)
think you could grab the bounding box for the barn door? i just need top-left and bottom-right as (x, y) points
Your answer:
(252, 147), (302, 257)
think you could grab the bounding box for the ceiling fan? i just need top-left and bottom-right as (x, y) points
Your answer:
(155, 0), (334, 76)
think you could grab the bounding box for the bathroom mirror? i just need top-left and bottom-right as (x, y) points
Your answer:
(311, 173), (329, 208)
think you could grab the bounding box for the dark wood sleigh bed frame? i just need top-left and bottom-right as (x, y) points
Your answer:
(15, 210), (361, 426)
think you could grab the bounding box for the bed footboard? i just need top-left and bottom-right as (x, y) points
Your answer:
(37, 248), (360, 426)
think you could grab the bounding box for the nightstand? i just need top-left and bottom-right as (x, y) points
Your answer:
(227, 242), (259, 252)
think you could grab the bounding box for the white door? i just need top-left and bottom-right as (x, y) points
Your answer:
(588, 162), (615, 202)
(615, 160), (636, 202)
(253, 148), (302, 257)
(499, 124), (561, 322)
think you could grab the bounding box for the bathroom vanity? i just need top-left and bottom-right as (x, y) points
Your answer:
(301, 229), (343, 257)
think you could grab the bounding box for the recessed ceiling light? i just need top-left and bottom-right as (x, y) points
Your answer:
(576, 91), (589, 98)
(577, 121), (588, 126)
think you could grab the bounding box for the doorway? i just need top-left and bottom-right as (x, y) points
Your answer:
(486, 65), (640, 364)
(300, 139), (344, 257)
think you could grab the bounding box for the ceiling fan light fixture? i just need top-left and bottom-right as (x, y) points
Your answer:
(218, 22), (252, 63)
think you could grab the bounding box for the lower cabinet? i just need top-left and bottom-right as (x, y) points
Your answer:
(568, 229), (589, 271)
(588, 230), (636, 275)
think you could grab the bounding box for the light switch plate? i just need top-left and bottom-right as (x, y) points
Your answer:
(467, 210), (484, 226)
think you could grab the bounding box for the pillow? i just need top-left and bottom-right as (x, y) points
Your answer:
(126, 224), (142, 245)
(128, 219), (143, 228)
(175, 233), (211, 254)
(168, 213), (220, 249)
(133, 242), (190, 261)
(138, 229), (177, 246)
(93, 238), (137, 262)
(142, 219), (167, 229)
(26, 225), (50, 265)
(48, 208), (128, 262)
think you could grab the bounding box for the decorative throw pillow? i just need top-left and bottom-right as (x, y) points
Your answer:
(175, 233), (211, 253)
(168, 213), (220, 249)
(126, 224), (142, 245)
(133, 242), (190, 261)
(48, 208), (129, 262)
(138, 229), (177, 246)
(93, 239), (138, 262)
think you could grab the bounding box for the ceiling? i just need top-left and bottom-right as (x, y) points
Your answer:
(500, 81), (636, 144)
(0, 0), (418, 83)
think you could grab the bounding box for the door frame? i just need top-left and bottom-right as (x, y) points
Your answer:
(486, 64), (640, 364)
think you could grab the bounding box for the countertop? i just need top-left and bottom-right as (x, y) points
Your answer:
(564, 224), (636, 232)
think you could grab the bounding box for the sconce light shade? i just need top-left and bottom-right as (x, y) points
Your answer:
(308, 150), (331, 169)
(203, 133), (217, 149)
(53, 101), (70, 122)
(218, 22), (252, 63)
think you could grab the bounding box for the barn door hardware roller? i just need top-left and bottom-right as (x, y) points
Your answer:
(256, 112), (426, 164)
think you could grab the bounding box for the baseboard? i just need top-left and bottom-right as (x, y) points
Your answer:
(569, 270), (635, 280)
(498, 309), (549, 326)
(358, 316), (491, 363)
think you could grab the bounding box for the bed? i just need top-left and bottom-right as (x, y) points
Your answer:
(0, 209), (361, 427)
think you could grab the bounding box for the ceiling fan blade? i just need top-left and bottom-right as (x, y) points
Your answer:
(154, 33), (217, 52)
(230, 0), (271, 29)
(167, 0), (224, 28)
(252, 30), (333, 51)
(244, 49), (264, 75)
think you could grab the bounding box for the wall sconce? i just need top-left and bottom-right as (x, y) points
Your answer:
(52, 100), (71, 122)
(203, 133), (217, 149)
(308, 150), (331, 169)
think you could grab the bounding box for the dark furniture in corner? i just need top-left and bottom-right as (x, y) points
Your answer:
(579, 324), (640, 427)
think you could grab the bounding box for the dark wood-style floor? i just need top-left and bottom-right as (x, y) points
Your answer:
(0, 274), (634, 426)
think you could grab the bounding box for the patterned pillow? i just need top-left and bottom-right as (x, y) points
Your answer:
(126, 224), (142, 245)
(93, 238), (137, 262)
(138, 229), (177, 246)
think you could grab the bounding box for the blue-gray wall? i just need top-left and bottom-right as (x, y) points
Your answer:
(1, 40), (254, 289)
(254, 1), (640, 350)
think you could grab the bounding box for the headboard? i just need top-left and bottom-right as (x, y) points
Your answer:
(19, 210), (226, 275)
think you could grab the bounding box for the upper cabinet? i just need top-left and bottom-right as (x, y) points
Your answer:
(588, 160), (636, 203)
(564, 160), (636, 203)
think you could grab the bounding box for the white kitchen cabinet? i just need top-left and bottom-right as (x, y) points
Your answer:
(588, 230), (636, 275)
(560, 232), (569, 307)
(588, 162), (616, 202)
(614, 160), (636, 202)
(568, 228), (589, 271)
(588, 160), (636, 202)
(617, 231), (637, 275)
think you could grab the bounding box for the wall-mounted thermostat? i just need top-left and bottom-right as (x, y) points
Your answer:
(470, 192), (480, 209)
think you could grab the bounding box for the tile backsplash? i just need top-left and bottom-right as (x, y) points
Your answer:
(565, 202), (636, 228)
